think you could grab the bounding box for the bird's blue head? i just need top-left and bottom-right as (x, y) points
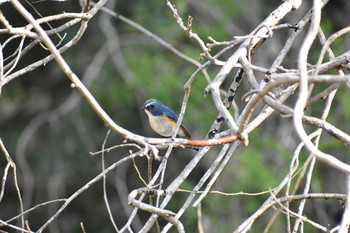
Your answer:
(141, 99), (177, 119)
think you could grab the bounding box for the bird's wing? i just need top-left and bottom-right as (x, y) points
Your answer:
(163, 107), (191, 139)
(179, 124), (191, 139)
(163, 106), (178, 121)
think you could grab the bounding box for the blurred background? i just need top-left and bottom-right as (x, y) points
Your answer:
(1, 0), (350, 232)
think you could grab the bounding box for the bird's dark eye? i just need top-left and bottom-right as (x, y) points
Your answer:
(148, 104), (154, 109)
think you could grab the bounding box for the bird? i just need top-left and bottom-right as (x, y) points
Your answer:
(141, 99), (191, 139)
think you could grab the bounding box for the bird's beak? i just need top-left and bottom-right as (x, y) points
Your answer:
(140, 106), (145, 110)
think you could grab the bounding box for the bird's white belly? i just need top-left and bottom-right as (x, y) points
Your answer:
(148, 115), (174, 137)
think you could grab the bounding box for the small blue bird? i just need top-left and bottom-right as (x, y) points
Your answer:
(141, 99), (191, 139)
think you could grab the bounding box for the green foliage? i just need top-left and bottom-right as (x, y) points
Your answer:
(235, 130), (287, 188)
(1, 0), (349, 232)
